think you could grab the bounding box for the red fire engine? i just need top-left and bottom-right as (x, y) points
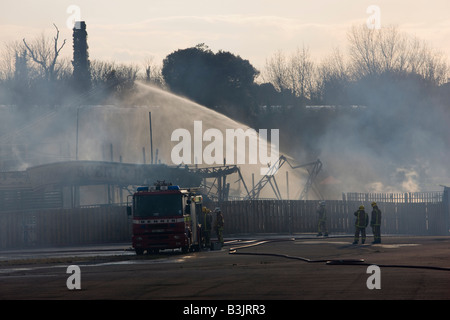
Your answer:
(127, 181), (203, 255)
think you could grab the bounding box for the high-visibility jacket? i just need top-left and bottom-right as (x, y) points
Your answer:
(354, 209), (368, 228)
(371, 207), (382, 227)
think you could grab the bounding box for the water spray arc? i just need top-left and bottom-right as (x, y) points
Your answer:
(0, 81), (325, 207)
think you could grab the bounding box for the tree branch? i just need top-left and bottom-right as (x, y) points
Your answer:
(22, 38), (46, 69)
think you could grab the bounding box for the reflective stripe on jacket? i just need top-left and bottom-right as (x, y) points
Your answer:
(354, 209), (368, 228)
(371, 207), (382, 226)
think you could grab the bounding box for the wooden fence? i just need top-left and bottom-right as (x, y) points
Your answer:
(0, 197), (448, 249)
(0, 206), (131, 249)
(218, 199), (449, 236)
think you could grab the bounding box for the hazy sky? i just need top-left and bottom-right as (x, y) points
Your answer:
(2, 0), (450, 71)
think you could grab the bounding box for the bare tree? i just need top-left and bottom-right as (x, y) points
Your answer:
(314, 48), (350, 103)
(142, 56), (164, 87)
(347, 24), (382, 77)
(289, 46), (315, 100)
(22, 23), (67, 82)
(90, 60), (139, 94)
(263, 47), (316, 100)
(263, 50), (290, 92)
(347, 24), (448, 84)
(0, 40), (25, 81)
(420, 48), (448, 85)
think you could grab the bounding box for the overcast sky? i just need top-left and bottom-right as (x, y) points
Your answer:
(2, 0), (450, 71)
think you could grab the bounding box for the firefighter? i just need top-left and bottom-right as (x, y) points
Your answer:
(353, 205), (369, 244)
(213, 207), (224, 244)
(316, 201), (328, 237)
(370, 202), (382, 244)
(202, 207), (213, 247)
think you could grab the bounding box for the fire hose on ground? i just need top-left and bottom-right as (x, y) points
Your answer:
(226, 237), (450, 271)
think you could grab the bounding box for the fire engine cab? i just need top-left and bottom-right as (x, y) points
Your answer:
(127, 181), (203, 255)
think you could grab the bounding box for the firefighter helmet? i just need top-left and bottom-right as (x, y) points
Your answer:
(371, 202), (377, 207)
(359, 205), (365, 210)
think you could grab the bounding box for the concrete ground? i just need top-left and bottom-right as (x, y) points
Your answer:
(0, 235), (448, 304)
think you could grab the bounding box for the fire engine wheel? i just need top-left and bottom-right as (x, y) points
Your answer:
(135, 248), (144, 255)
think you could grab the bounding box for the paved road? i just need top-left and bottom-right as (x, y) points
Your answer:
(0, 243), (134, 262)
(0, 235), (449, 306)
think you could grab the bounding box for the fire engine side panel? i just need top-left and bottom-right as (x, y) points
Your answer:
(132, 216), (190, 250)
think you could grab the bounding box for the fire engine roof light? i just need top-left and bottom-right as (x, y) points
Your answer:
(168, 185), (180, 190)
(137, 186), (149, 192)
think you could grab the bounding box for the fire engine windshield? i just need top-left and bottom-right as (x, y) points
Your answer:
(133, 193), (183, 218)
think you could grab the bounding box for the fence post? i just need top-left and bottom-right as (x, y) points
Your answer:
(444, 187), (450, 234)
